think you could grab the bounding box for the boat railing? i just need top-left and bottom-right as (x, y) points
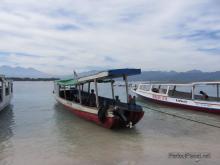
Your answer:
(167, 90), (220, 102)
(58, 88), (143, 111)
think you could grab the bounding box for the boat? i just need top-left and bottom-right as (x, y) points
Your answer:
(0, 75), (13, 112)
(53, 69), (144, 128)
(132, 82), (220, 114)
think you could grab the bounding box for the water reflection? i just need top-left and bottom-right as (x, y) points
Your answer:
(0, 105), (14, 163)
(0, 105), (15, 142)
(53, 103), (145, 164)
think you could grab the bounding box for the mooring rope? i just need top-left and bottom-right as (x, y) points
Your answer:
(141, 104), (220, 129)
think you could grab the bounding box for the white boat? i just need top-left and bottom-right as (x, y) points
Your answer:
(0, 75), (13, 112)
(132, 81), (220, 114)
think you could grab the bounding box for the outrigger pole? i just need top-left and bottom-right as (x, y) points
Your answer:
(191, 85), (195, 100)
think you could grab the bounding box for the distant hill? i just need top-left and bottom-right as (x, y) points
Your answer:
(129, 70), (220, 82)
(0, 65), (50, 78)
(63, 69), (220, 82)
(1, 66), (220, 82)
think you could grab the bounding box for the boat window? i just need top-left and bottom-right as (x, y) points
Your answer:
(194, 84), (220, 102)
(0, 80), (2, 102)
(139, 84), (150, 91)
(82, 83), (88, 92)
(168, 85), (192, 99)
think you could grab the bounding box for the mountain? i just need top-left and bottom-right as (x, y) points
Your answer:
(1, 65), (220, 82)
(63, 69), (220, 82)
(0, 65), (50, 78)
(129, 70), (220, 82)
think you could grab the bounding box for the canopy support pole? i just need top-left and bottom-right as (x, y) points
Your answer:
(94, 79), (99, 108)
(166, 86), (170, 95)
(192, 85), (195, 100)
(88, 82), (90, 93)
(64, 86), (66, 99)
(124, 75), (129, 103)
(111, 80), (115, 100)
(217, 84), (219, 101)
(78, 84), (82, 104)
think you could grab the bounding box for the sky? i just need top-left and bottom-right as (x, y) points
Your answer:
(0, 0), (220, 75)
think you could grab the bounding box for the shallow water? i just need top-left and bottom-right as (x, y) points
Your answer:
(0, 81), (220, 165)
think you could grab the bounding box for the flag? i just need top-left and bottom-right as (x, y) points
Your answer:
(73, 70), (78, 79)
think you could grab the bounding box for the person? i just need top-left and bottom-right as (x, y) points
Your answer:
(200, 91), (209, 100)
(132, 96), (136, 105)
(128, 95), (132, 104)
(152, 88), (159, 93)
(115, 96), (120, 103)
(89, 89), (96, 107)
(134, 84), (137, 90)
(128, 95), (136, 105)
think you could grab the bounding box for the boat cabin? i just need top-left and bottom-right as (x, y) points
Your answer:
(55, 69), (143, 110)
(138, 82), (220, 102)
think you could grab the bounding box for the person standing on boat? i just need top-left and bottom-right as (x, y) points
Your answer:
(128, 95), (136, 105)
(132, 96), (136, 105)
(89, 89), (96, 107)
(128, 95), (132, 104)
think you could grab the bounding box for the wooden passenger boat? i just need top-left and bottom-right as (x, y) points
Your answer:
(132, 82), (220, 114)
(0, 75), (13, 112)
(54, 69), (144, 128)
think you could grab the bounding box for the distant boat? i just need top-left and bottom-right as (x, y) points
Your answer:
(0, 75), (13, 112)
(132, 82), (220, 114)
(54, 69), (144, 128)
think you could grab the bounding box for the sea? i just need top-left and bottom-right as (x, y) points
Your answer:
(0, 81), (220, 165)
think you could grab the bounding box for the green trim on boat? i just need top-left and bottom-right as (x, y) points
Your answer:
(56, 78), (114, 86)
(56, 79), (77, 86)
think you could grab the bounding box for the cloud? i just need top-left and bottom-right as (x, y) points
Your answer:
(0, 0), (219, 74)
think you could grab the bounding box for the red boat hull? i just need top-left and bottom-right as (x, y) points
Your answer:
(59, 100), (144, 129)
(138, 95), (220, 114)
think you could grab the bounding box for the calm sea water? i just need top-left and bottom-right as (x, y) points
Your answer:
(0, 81), (220, 165)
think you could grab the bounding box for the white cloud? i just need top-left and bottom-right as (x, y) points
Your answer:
(0, 0), (219, 74)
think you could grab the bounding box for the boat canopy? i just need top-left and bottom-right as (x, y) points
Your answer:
(78, 68), (141, 83)
(56, 69), (141, 86)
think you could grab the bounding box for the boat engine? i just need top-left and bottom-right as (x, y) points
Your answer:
(113, 106), (127, 123)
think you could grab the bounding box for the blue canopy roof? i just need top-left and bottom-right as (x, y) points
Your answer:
(78, 68), (141, 83)
(108, 69), (141, 77)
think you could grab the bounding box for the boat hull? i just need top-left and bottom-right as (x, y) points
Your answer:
(56, 96), (144, 128)
(0, 96), (12, 112)
(134, 90), (220, 114)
